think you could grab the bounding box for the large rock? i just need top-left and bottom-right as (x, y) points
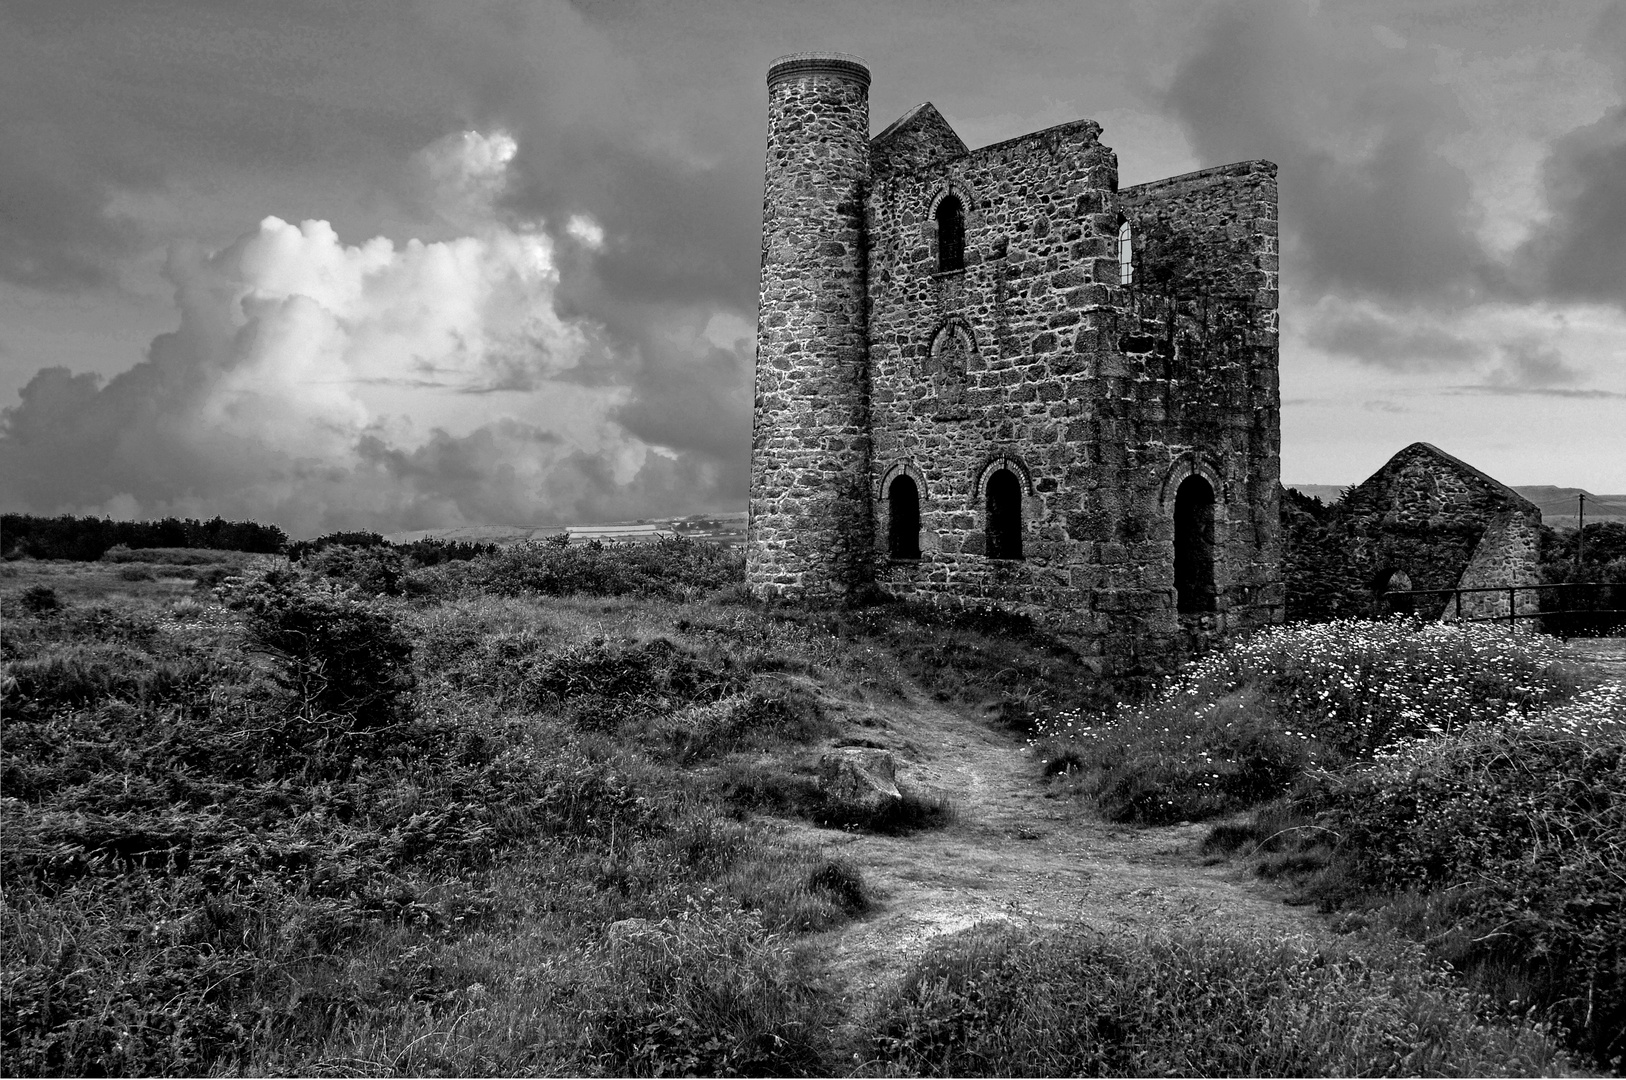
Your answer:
(818, 748), (902, 817)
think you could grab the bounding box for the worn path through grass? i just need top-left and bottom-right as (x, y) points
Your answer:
(778, 680), (1327, 1058)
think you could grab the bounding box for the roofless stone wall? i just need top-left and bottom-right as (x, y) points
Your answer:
(749, 55), (1284, 675)
(1280, 442), (1544, 621)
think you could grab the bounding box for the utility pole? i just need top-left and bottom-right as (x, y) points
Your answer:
(1577, 492), (1586, 576)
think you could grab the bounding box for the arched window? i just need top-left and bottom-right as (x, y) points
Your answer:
(1173, 475), (1216, 613)
(1373, 567), (1414, 616)
(887, 475), (921, 560)
(936, 194), (965, 273)
(1118, 220), (1133, 285)
(985, 468), (1023, 560)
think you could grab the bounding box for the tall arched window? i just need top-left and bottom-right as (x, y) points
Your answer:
(1118, 220), (1134, 285)
(985, 468), (1023, 560)
(1173, 475), (1216, 613)
(936, 194), (965, 273)
(887, 475), (921, 559)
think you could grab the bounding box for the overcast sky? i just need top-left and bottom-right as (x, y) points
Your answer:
(2, 0), (1622, 536)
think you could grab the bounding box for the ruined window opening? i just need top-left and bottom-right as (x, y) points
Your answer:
(1173, 475), (1216, 613)
(1118, 220), (1133, 285)
(1373, 567), (1414, 616)
(887, 475), (922, 560)
(936, 194), (965, 273)
(985, 468), (1023, 560)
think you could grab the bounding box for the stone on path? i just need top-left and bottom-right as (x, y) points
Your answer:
(818, 748), (903, 817)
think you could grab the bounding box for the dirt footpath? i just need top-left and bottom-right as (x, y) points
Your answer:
(779, 687), (1327, 1043)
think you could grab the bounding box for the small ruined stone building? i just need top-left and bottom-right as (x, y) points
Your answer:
(1283, 442), (1543, 622)
(748, 53), (1283, 675)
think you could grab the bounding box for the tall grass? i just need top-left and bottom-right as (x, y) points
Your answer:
(862, 922), (1570, 1077)
(0, 565), (864, 1075)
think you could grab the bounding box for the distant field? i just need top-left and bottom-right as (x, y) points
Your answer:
(383, 510), (749, 548)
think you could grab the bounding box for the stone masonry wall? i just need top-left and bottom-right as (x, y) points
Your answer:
(1453, 511), (1543, 622)
(748, 56), (1284, 676)
(863, 123), (1280, 674)
(748, 55), (874, 598)
(1335, 442), (1540, 618)
(1117, 163), (1282, 656)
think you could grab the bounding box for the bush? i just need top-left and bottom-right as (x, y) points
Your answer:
(223, 570), (414, 731)
(298, 543), (405, 596)
(425, 536), (745, 601)
(1045, 689), (1310, 824)
(864, 922), (1569, 1077)
(20, 585), (59, 615)
(1035, 620), (1578, 823)
(1295, 683), (1626, 1069)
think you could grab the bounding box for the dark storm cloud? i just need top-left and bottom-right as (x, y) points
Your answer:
(614, 336), (753, 463)
(1306, 309), (1483, 371)
(1532, 107), (1626, 304)
(1164, 3), (1493, 307)
(0, 0), (462, 291)
(1520, 6), (1626, 306)
(0, 9), (152, 289)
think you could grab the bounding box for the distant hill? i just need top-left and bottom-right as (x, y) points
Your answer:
(1284, 483), (1626, 529)
(1513, 487), (1626, 530)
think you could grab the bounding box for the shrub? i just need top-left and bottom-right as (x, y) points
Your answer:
(298, 543), (405, 596)
(429, 536), (745, 601)
(395, 537), (499, 567)
(1038, 689), (1310, 824)
(223, 570), (414, 730)
(1035, 621), (1578, 823)
(20, 585), (59, 615)
(1295, 683), (1626, 1069)
(864, 922), (1569, 1077)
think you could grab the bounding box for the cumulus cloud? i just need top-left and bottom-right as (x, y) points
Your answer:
(0, 129), (740, 536)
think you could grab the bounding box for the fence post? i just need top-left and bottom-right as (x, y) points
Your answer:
(1508, 586), (1516, 626)
(1455, 590), (1462, 620)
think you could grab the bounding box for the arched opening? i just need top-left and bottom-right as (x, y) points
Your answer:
(1372, 567), (1414, 615)
(1118, 220), (1134, 285)
(887, 475), (921, 560)
(985, 468), (1023, 560)
(936, 194), (965, 273)
(1173, 475), (1216, 613)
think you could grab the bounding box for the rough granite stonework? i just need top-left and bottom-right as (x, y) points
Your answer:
(1285, 442), (1544, 620)
(1452, 511), (1543, 622)
(748, 53), (875, 597)
(748, 54), (1283, 675)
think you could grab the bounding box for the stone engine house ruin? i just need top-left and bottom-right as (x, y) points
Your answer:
(748, 52), (1284, 674)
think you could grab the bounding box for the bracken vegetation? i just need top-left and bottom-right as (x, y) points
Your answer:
(3, 533), (1618, 1075)
(862, 923), (1568, 1077)
(1036, 619), (1623, 1071)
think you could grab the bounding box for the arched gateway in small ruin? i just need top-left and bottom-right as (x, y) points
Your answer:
(747, 52), (1285, 675)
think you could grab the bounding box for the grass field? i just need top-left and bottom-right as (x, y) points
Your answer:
(2, 541), (1618, 1075)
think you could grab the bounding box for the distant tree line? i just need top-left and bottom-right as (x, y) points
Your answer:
(286, 532), (499, 566)
(1, 514), (288, 561)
